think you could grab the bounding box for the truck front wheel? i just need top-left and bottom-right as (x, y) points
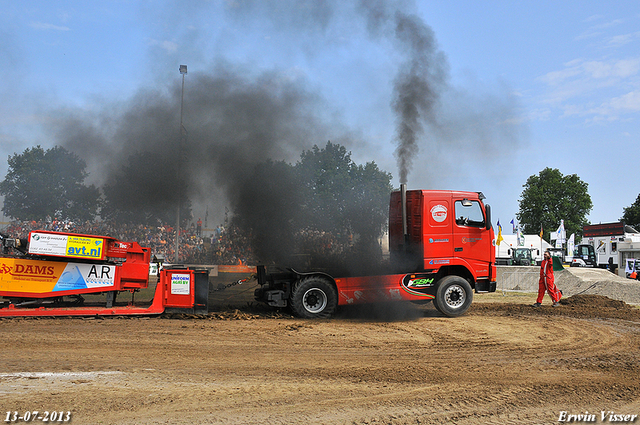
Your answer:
(290, 276), (338, 319)
(434, 276), (473, 317)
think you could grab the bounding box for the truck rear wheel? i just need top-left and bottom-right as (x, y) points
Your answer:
(290, 276), (337, 319)
(434, 276), (473, 317)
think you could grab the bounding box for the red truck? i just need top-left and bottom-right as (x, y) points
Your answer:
(254, 186), (497, 318)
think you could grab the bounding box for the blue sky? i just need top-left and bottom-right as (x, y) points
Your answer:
(1, 0), (639, 233)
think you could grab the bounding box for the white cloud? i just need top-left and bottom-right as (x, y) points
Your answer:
(609, 91), (640, 111)
(161, 40), (178, 53)
(148, 38), (178, 53)
(541, 58), (640, 84)
(535, 55), (640, 122)
(574, 30), (602, 41)
(607, 31), (640, 47)
(537, 65), (582, 85)
(591, 19), (624, 30)
(583, 15), (604, 23)
(582, 58), (640, 79)
(29, 21), (70, 31)
(538, 58), (640, 97)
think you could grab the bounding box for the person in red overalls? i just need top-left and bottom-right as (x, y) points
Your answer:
(533, 250), (562, 307)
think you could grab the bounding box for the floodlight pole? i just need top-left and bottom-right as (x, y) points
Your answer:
(176, 65), (187, 263)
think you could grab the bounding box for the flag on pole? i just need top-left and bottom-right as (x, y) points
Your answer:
(556, 219), (566, 244)
(539, 224), (543, 238)
(510, 218), (516, 233)
(517, 225), (524, 246)
(496, 220), (504, 246)
(567, 233), (575, 255)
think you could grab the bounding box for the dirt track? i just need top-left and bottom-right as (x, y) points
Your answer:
(1, 292), (640, 425)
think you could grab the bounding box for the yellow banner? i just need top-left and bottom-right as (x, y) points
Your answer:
(66, 235), (104, 259)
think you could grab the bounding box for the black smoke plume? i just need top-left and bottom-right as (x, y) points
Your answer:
(358, 1), (448, 185)
(44, 0), (521, 268)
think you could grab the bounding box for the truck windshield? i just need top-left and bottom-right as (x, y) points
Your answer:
(454, 200), (485, 227)
(574, 246), (590, 256)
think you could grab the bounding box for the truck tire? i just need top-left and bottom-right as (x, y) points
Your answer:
(290, 276), (338, 319)
(434, 276), (473, 317)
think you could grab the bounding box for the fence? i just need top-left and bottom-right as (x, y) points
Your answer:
(497, 266), (539, 294)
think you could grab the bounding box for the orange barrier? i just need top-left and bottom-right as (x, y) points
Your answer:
(218, 265), (257, 274)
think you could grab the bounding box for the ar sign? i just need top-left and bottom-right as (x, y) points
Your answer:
(52, 263), (116, 292)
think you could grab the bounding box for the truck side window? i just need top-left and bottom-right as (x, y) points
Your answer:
(454, 201), (485, 228)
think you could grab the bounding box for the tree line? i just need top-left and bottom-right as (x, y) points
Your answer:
(0, 142), (393, 265)
(2, 145), (639, 249)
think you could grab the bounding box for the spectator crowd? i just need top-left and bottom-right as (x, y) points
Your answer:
(3, 217), (256, 266)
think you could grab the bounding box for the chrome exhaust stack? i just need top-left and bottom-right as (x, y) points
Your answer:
(401, 183), (409, 248)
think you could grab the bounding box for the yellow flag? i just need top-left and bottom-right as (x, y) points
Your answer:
(496, 220), (504, 246)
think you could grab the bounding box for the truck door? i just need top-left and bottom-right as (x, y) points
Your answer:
(453, 199), (492, 270)
(423, 197), (453, 260)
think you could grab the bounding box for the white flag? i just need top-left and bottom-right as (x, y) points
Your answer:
(517, 225), (524, 246)
(567, 233), (575, 255)
(556, 220), (566, 244)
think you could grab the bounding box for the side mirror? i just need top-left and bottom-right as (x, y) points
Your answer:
(485, 204), (492, 230)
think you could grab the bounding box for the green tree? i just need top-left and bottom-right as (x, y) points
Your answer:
(295, 141), (393, 267)
(516, 167), (592, 241)
(229, 141), (393, 266)
(0, 146), (100, 221)
(621, 194), (640, 231)
(296, 141), (393, 238)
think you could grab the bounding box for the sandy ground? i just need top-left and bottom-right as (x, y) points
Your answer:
(1, 272), (640, 425)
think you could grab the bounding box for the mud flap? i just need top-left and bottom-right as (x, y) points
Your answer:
(475, 280), (496, 293)
(193, 270), (210, 315)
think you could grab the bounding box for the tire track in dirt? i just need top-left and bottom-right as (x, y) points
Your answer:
(1, 296), (639, 424)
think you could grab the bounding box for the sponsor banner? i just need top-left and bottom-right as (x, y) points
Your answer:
(0, 258), (115, 294)
(28, 233), (68, 256)
(29, 232), (105, 260)
(171, 273), (191, 295)
(52, 263), (116, 291)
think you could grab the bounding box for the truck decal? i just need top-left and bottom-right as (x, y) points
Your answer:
(407, 277), (434, 287)
(400, 274), (436, 298)
(400, 285), (436, 298)
(430, 204), (448, 222)
(429, 259), (450, 265)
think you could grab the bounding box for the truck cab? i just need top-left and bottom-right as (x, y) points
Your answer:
(388, 189), (495, 287)
(513, 248), (534, 266)
(571, 244), (596, 267)
(255, 188), (497, 319)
